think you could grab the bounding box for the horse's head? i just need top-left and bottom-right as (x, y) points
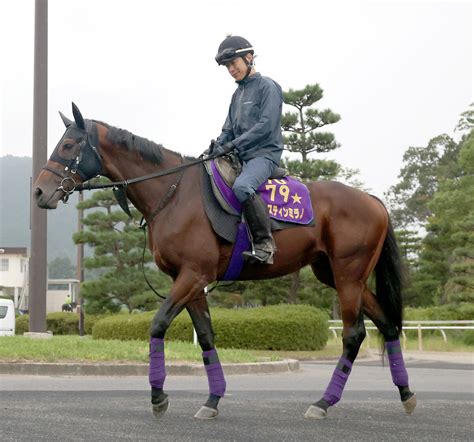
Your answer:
(33, 103), (102, 209)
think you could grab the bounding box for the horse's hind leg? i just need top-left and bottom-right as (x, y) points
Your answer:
(186, 294), (226, 420)
(362, 288), (416, 414)
(305, 277), (367, 419)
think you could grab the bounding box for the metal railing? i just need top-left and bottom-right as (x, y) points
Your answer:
(328, 320), (474, 351)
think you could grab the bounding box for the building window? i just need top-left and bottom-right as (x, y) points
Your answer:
(0, 259), (9, 272)
(48, 283), (69, 290)
(21, 260), (28, 273)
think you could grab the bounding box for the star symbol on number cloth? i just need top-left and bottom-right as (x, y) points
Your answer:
(291, 193), (302, 204)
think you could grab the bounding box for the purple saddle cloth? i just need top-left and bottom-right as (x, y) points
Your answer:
(209, 160), (314, 225)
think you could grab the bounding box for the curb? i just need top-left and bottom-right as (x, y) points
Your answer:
(0, 359), (299, 377)
(366, 349), (474, 365)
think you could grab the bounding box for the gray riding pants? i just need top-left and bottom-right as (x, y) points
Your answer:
(232, 157), (277, 203)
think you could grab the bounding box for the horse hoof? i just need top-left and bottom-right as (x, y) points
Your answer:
(402, 393), (417, 415)
(194, 406), (219, 420)
(152, 397), (169, 418)
(304, 405), (327, 420)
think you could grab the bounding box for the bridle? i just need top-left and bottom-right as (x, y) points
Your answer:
(43, 120), (102, 203)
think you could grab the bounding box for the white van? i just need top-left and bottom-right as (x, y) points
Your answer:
(0, 299), (15, 336)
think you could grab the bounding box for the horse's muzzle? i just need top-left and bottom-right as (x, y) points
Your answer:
(34, 186), (60, 209)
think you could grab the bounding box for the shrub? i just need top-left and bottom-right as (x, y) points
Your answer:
(15, 313), (105, 335)
(15, 315), (29, 335)
(404, 306), (458, 321)
(462, 330), (474, 346)
(84, 314), (110, 335)
(92, 305), (329, 351)
(404, 305), (474, 340)
(456, 303), (474, 320)
(404, 304), (474, 321)
(46, 312), (80, 335)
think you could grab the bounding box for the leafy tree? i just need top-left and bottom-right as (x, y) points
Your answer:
(73, 185), (171, 313)
(427, 132), (474, 304)
(410, 130), (474, 306)
(385, 134), (462, 228)
(455, 102), (474, 132)
(48, 256), (75, 279)
(444, 213), (474, 304)
(394, 229), (423, 306)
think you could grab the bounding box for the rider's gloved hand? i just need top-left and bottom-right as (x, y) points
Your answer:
(202, 139), (217, 157)
(213, 141), (235, 157)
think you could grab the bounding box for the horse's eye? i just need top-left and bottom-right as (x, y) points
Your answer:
(63, 143), (74, 149)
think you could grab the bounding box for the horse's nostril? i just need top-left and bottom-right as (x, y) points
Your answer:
(34, 187), (43, 197)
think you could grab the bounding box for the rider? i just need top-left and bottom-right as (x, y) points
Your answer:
(211, 35), (284, 264)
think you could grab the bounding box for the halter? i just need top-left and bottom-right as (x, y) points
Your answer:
(43, 121), (102, 203)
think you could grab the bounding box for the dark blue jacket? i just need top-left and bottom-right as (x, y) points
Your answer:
(217, 73), (283, 165)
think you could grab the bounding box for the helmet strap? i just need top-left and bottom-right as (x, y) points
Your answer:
(242, 56), (253, 81)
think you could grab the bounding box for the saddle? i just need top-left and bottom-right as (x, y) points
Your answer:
(201, 156), (315, 280)
(213, 155), (288, 187)
(204, 155), (314, 224)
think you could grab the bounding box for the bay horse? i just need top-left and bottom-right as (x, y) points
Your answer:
(34, 103), (416, 420)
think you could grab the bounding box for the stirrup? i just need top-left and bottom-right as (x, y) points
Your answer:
(242, 248), (274, 265)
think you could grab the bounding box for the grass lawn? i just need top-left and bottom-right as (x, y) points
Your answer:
(0, 336), (266, 364)
(0, 335), (470, 364)
(0, 336), (342, 364)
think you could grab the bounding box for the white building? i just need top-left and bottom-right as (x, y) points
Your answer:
(0, 247), (79, 313)
(0, 247), (28, 308)
(46, 279), (80, 313)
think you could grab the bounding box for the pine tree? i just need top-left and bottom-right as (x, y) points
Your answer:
(282, 84), (340, 161)
(48, 256), (75, 279)
(281, 83), (342, 308)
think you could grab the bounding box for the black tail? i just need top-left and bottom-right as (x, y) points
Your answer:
(375, 217), (404, 334)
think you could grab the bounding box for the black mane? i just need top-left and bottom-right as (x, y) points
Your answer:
(93, 120), (165, 165)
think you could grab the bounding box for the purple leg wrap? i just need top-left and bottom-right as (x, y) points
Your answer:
(149, 337), (166, 389)
(386, 339), (409, 386)
(203, 349), (226, 397)
(323, 356), (353, 406)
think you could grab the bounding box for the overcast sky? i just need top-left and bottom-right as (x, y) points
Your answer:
(0, 0), (472, 197)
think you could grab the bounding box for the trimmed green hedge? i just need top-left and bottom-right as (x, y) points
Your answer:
(92, 305), (329, 351)
(15, 313), (108, 335)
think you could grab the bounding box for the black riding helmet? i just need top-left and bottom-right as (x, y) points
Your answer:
(215, 35), (254, 66)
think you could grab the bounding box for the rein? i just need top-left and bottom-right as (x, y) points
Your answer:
(75, 154), (219, 192)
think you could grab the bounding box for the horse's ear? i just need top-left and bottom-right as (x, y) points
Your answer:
(59, 111), (73, 127)
(72, 102), (86, 130)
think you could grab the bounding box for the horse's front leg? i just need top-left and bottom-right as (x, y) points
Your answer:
(149, 295), (185, 418)
(149, 268), (207, 418)
(186, 294), (226, 420)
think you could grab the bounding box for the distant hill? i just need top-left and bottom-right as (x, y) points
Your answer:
(0, 155), (79, 262)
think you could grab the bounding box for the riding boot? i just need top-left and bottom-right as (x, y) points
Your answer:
(241, 193), (275, 264)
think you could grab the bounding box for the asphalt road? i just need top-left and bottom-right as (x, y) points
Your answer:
(1, 359), (473, 441)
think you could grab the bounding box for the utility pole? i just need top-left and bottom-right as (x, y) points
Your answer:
(29, 0), (48, 333)
(76, 191), (85, 336)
